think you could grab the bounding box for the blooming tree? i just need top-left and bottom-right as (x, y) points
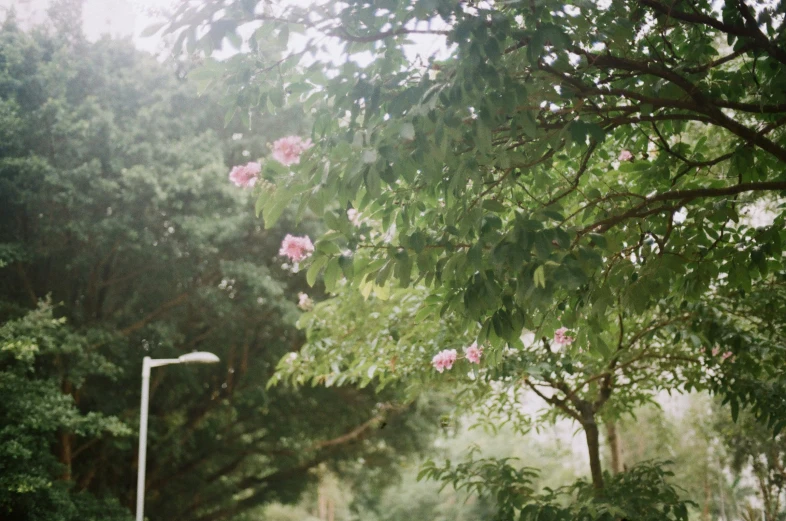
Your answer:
(159, 0), (786, 516)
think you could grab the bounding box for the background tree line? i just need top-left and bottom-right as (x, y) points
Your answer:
(0, 3), (439, 520)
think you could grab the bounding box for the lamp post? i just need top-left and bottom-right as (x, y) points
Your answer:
(136, 352), (220, 521)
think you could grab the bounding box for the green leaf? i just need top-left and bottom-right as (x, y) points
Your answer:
(339, 255), (354, 280)
(592, 335), (612, 359)
(482, 200), (506, 213)
(316, 240), (342, 255)
(140, 22), (165, 37)
(224, 106), (237, 127)
(277, 25), (290, 47)
(324, 257), (341, 292)
(533, 266), (546, 288)
(396, 251), (412, 288)
(306, 256), (328, 287)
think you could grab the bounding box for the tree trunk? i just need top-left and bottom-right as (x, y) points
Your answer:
(702, 476), (710, 521)
(606, 421), (624, 474)
(59, 430), (72, 481)
(318, 486), (327, 520)
(583, 418), (605, 492)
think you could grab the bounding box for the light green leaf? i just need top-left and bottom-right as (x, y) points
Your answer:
(304, 257), (326, 287)
(533, 266), (546, 288)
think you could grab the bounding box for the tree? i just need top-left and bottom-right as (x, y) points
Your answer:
(0, 8), (438, 521)
(716, 408), (786, 521)
(153, 0), (786, 514)
(0, 303), (130, 521)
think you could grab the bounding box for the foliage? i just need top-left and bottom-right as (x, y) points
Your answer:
(419, 447), (538, 521)
(272, 285), (470, 390)
(160, 0), (786, 346)
(0, 303), (130, 521)
(698, 277), (786, 433)
(420, 446), (693, 521)
(0, 6), (438, 521)
(156, 0), (786, 515)
(715, 405), (786, 521)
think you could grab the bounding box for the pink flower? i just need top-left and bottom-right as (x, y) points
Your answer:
(465, 342), (482, 364)
(271, 136), (313, 166)
(279, 234), (314, 263)
(553, 327), (574, 346)
(431, 349), (457, 373)
(297, 292), (313, 311)
(712, 346), (720, 357)
(721, 351), (734, 362)
(618, 149), (634, 162)
(228, 162), (261, 188)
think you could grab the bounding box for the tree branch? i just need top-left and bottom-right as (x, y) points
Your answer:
(581, 181), (786, 236)
(639, 0), (786, 66)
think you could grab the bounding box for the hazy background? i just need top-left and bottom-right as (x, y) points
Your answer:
(0, 0), (168, 52)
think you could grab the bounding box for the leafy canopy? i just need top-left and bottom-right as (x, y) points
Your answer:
(156, 0), (786, 513)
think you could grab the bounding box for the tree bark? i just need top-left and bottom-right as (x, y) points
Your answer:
(702, 476), (710, 521)
(606, 421), (624, 475)
(583, 417), (605, 492)
(59, 430), (72, 481)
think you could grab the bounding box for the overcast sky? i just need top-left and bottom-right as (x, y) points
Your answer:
(0, 0), (169, 53)
(0, 0), (451, 65)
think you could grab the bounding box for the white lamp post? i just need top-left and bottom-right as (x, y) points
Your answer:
(135, 352), (220, 521)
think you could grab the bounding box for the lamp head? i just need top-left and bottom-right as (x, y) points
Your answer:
(178, 352), (220, 364)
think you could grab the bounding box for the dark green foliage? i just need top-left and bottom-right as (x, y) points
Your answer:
(0, 8), (436, 521)
(0, 304), (131, 521)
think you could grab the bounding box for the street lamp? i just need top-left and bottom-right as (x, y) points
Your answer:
(136, 352), (220, 521)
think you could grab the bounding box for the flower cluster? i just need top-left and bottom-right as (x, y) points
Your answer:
(271, 135), (312, 166)
(700, 346), (735, 363)
(228, 135), (311, 189)
(711, 346), (734, 361)
(618, 149), (634, 162)
(279, 234), (314, 263)
(553, 327), (574, 346)
(228, 162), (261, 188)
(431, 349), (457, 373)
(465, 342), (482, 364)
(431, 342), (483, 373)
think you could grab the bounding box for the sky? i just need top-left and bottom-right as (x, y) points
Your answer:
(0, 0), (451, 64)
(0, 0), (169, 53)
